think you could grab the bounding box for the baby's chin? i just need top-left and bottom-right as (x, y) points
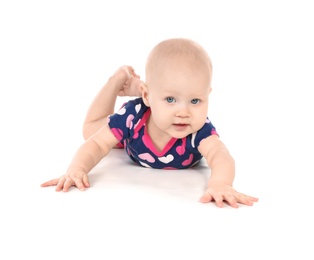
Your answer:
(170, 131), (194, 139)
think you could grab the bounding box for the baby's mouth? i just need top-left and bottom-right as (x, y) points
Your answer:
(173, 124), (188, 130)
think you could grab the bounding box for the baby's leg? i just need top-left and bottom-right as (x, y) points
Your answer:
(82, 66), (142, 140)
(82, 76), (121, 140)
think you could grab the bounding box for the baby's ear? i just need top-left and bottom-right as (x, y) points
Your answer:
(141, 83), (150, 107)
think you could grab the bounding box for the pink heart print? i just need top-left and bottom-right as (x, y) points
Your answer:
(182, 154), (193, 166)
(176, 144), (185, 155)
(126, 114), (134, 129)
(138, 153), (155, 163)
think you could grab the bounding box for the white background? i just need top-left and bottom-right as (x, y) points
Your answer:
(1, 0), (313, 259)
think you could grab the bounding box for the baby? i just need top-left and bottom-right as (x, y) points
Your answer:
(41, 38), (258, 208)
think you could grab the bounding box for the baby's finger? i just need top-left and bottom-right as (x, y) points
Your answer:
(40, 178), (60, 187)
(82, 174), (90, 188)
(212, 194), (224, 208)
(246, 195), (259, 202)
(55, 177), (67, 192)
(62, 178), (77, 192)
(73, 178), (87, 191)
(223, 193), (239, 208)
(199, 192), (213, 203)
(235, 193), (257, 206)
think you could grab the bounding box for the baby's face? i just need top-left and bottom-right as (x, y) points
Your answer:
(144, 65), (211, 140)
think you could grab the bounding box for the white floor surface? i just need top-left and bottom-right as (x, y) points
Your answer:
(1, 1), (314, 259)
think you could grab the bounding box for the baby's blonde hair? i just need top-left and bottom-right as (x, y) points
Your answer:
(145, 38), (212, 86)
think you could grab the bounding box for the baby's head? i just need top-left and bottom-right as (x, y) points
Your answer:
(145, 38), (212, 91)
(142, 38), (214, 139)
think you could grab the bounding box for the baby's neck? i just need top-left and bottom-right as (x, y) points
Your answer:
(145, 118), (173, 152)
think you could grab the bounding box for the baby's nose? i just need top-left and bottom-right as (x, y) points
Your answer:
(175, 104), (189, 117)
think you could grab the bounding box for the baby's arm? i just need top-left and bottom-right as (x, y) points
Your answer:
(41, 124), (119, 191)
(83, 66), (142, 140)
(198, 135), (258, 208)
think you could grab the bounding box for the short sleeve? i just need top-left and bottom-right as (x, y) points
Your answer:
(186, 118), (218, 151)
(107, 98), (144, 141)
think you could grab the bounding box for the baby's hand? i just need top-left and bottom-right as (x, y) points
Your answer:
(199, 181), (258, 208)
(40, 169), (90, 192)
(115, 66), (143, 97)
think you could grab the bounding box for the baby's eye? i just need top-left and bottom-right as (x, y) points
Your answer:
(166, 97), (175, 103)
(191, 98), (200, 104)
